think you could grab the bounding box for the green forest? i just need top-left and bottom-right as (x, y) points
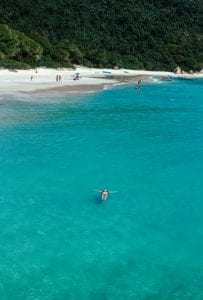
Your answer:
(0, 0), (202, 70)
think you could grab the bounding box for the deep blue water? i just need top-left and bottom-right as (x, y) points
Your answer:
(0, 80), (203, 299)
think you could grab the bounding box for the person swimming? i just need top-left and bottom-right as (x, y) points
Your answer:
(101, 189), (109, 201)
(94, 188), (118, 201)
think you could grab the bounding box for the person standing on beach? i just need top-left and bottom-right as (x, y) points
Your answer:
(56, 74), (59, 82)
(59, 75), (61, 82)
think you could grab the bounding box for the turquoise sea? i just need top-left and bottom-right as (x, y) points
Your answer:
(0, 79), (203, 299)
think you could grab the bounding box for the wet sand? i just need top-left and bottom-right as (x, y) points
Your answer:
(24, 83), (112, 95)
(26, 75), (153, 95)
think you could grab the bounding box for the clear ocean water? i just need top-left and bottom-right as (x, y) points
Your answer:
(0, 79), (203, 300)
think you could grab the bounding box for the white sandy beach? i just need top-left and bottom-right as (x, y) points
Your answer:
(0, 66), (202, 96)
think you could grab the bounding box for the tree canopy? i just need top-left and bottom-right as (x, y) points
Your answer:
(0, 24), (43, 68)
(0, 0), (202, 70)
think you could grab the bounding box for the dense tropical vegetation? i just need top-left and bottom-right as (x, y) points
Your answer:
(0, 0), (202, 70)
(0, 25), (43, 69)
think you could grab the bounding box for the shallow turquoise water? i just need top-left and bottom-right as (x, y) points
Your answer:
(0, 80), (203, 299)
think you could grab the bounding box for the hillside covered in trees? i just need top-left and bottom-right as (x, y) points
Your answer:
(0, 0), (202, 70)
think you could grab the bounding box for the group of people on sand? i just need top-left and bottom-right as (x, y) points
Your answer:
(31, 73), (79, 83)
(56, 74), (62, 82)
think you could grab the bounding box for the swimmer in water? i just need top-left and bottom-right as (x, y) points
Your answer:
(101, 189), (109, 201)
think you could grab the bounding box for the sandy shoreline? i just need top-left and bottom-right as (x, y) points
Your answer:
(26, 83), (110, 95)
(0, 66), (202, 97)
